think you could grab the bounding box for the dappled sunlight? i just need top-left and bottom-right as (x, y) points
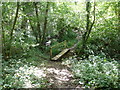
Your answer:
(14, 65), (47, 88)
(13, 62), (74, 88)
(47, 68), (59, 74)
(45, 66), (73, 87)
(23, 79), (33, 88)
(16, 65), (46, 78)
(33, 69), (46, 77)
(54, 69), (73, 82)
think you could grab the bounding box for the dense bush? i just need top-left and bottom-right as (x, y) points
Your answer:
(68, 55), (120, 89)
(87, 33), (120, 60)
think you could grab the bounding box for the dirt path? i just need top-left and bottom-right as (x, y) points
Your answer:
(41, 61), (82, 88)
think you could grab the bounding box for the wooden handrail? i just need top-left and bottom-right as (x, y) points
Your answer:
(51, 40), (66, 48)
(50, 40), (67, 59)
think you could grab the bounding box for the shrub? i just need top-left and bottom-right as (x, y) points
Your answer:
(71, 55), (120, 89)
(2, 59), (49, 88)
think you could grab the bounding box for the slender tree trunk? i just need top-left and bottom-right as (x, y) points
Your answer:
(81, 1), (91, 51)
(34, 2), (41, 45)
(41, 2), (49, 46)
(118, 1), (120, 34)
(21, 17), (27, 29)
(29, 18), (39, 43)
(85, 1), (95, 41)
(2, 21), (6, 59)
(113, 1), (120, 34)
(21, 3), (27, 30)
(80, 0), (95, 54)
(9, 2), (20, 58)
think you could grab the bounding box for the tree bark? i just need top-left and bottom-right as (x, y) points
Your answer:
(85, 1), (95, 41)
(2, 21), (6, 59)
(9, 2), (20, 58)
(20, 3), (27, 29)
(28, 18), (39, 43)
(34, 2), (41, 45)
(118, 1), (120, 34)
(41, 2), (49, 46)
(81, 1), (91, 51)
(80, 0), (95, 54)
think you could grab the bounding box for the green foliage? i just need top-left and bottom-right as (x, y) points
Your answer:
(51, 41), (67, 57)
(2, 59), (49, 88)
(71, 55), (120, 89)
(2, 2), (120, 89)
(22, 47), (49, 65)
(2, 47), (50, 88)
(87, 26), (120, 59)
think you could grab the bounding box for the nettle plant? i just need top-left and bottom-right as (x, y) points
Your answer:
(72, 55), (120, 89)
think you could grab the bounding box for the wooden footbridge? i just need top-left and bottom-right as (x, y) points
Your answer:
(50, 40), (77, 61)
(51, 48), (70, 60)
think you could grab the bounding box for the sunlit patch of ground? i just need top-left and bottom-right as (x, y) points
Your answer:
(40, 61), (78, 88)
(13, 60), (80, 88)
(46, 67), (73, 87)
(14, 65), (47, 88)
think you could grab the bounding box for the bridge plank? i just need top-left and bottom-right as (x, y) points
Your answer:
(51, 48), (69, 61)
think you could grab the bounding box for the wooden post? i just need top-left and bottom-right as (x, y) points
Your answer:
(50, 40), (67, 60)
(64, 40), (67, 48)
(50, 47), (52, 60)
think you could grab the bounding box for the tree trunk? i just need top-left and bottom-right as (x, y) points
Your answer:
(80, 0), (95, 54)
(85, 1), (95, 41)
(81, 1), (91, 52)
(2, 21), (6, 59)
(34, 2), (41, 45)
(9, 2), (20, 58)
(21, 16), (27, 29)
(21, 3), (27, 30)
(41, 2), (49, 46)
(29, 18), (39, 43)
(118, 1), (120, 34)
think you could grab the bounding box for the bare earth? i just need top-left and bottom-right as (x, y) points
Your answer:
(40, 61), (82, 89)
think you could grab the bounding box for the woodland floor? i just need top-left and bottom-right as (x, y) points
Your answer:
(37, 60), (82, 89)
